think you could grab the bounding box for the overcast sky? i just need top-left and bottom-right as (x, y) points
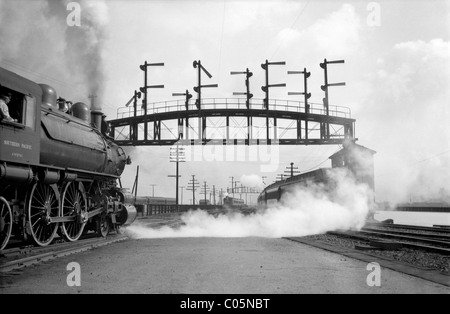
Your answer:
(0, 0), (449, 204)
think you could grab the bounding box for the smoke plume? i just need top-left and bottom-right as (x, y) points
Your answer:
(0, 0), (109, 108)
(360, 39), (450, 204)
(125, 167), (372, 238)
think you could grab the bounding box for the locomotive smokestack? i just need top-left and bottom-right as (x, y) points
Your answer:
(91, 109), (103, 131)
(89, 93), (103, 131)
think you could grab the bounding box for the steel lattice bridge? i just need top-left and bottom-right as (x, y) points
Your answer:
(109, 97), (355, 146)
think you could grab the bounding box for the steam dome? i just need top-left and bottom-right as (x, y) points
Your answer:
(71, 102), (90, 122)
(39, 84), (57, 108)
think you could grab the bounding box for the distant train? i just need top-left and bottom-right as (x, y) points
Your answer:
(133, 196), (176, 205)
(0, 67), (136, 250)
(258, 143), (376, 206)
(131, 196), (176, 216)
(199, 199), (211, 206)
(223, 196), (246, 209)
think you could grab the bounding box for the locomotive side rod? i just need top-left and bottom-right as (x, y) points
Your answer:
(48, 207), (105, 223)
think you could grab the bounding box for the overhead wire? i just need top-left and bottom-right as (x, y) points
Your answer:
(270, 0), (311, 59)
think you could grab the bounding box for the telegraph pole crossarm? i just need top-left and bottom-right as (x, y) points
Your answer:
(187, 175), (200, 205)
(284, 162), (300, 178)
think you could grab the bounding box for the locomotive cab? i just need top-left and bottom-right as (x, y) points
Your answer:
(0, 68), (41, 166)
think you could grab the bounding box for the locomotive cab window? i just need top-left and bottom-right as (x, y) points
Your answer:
(0, 90), (35, 129)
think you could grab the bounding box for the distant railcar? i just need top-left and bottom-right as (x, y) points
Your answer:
(223, 196), (246, 209)
(199, 199), (211, 206)
(133, 196), (176, 205)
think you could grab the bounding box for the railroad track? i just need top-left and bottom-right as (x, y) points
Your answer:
(327, 224), (450, 255)
(362, 227), (450, 242)
(0, 233), (128, 272)
(365, 222), (450, 234)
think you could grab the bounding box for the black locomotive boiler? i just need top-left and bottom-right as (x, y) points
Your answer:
(0, 67), (136, 249)
(257, 143), (376, 207)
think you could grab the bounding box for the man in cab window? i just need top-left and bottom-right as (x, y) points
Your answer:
(0, 92), (16, 122)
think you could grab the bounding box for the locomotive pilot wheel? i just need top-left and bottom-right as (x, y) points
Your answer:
(27, 182), (60, 246)
(0, 197), (13, 250)
(60, 181), (88, 242)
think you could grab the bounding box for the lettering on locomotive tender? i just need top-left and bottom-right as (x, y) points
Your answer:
(4, 140), (32, 159)
(3, 140), (32, 150)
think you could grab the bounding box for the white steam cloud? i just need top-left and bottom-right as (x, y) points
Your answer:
(361, 39), (450, 204)
(126, 167), (372, 238)
(240, 174), (264, 190)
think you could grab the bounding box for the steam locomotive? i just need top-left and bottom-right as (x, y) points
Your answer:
(257, 143), (376, 206)
(0, 67), (136, 250)
(257, 169), (331, 206)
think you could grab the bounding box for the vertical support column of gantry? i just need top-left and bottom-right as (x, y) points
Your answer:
(202, 116), (207, 142)
(129, 124), (134, 143)
(247, 116), (252, 144)
(344, 122), (355, 140)
(178, 117), (184, 140)
(226, 115), (230, 142)
(154, 118), (161, 141)
(273, 116), (277, 140)
(185, 117), (189, 140)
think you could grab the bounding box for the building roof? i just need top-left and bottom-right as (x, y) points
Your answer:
(329, 143), (376, 160)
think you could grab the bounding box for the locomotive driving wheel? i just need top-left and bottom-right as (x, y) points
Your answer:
(96, 213), (110, 238)
(0, 197), (13, 250)
(27, 182), (60, 246)
(60, 181), (87, 242)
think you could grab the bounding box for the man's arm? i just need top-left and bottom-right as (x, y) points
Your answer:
(0, 103), (15, 122)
